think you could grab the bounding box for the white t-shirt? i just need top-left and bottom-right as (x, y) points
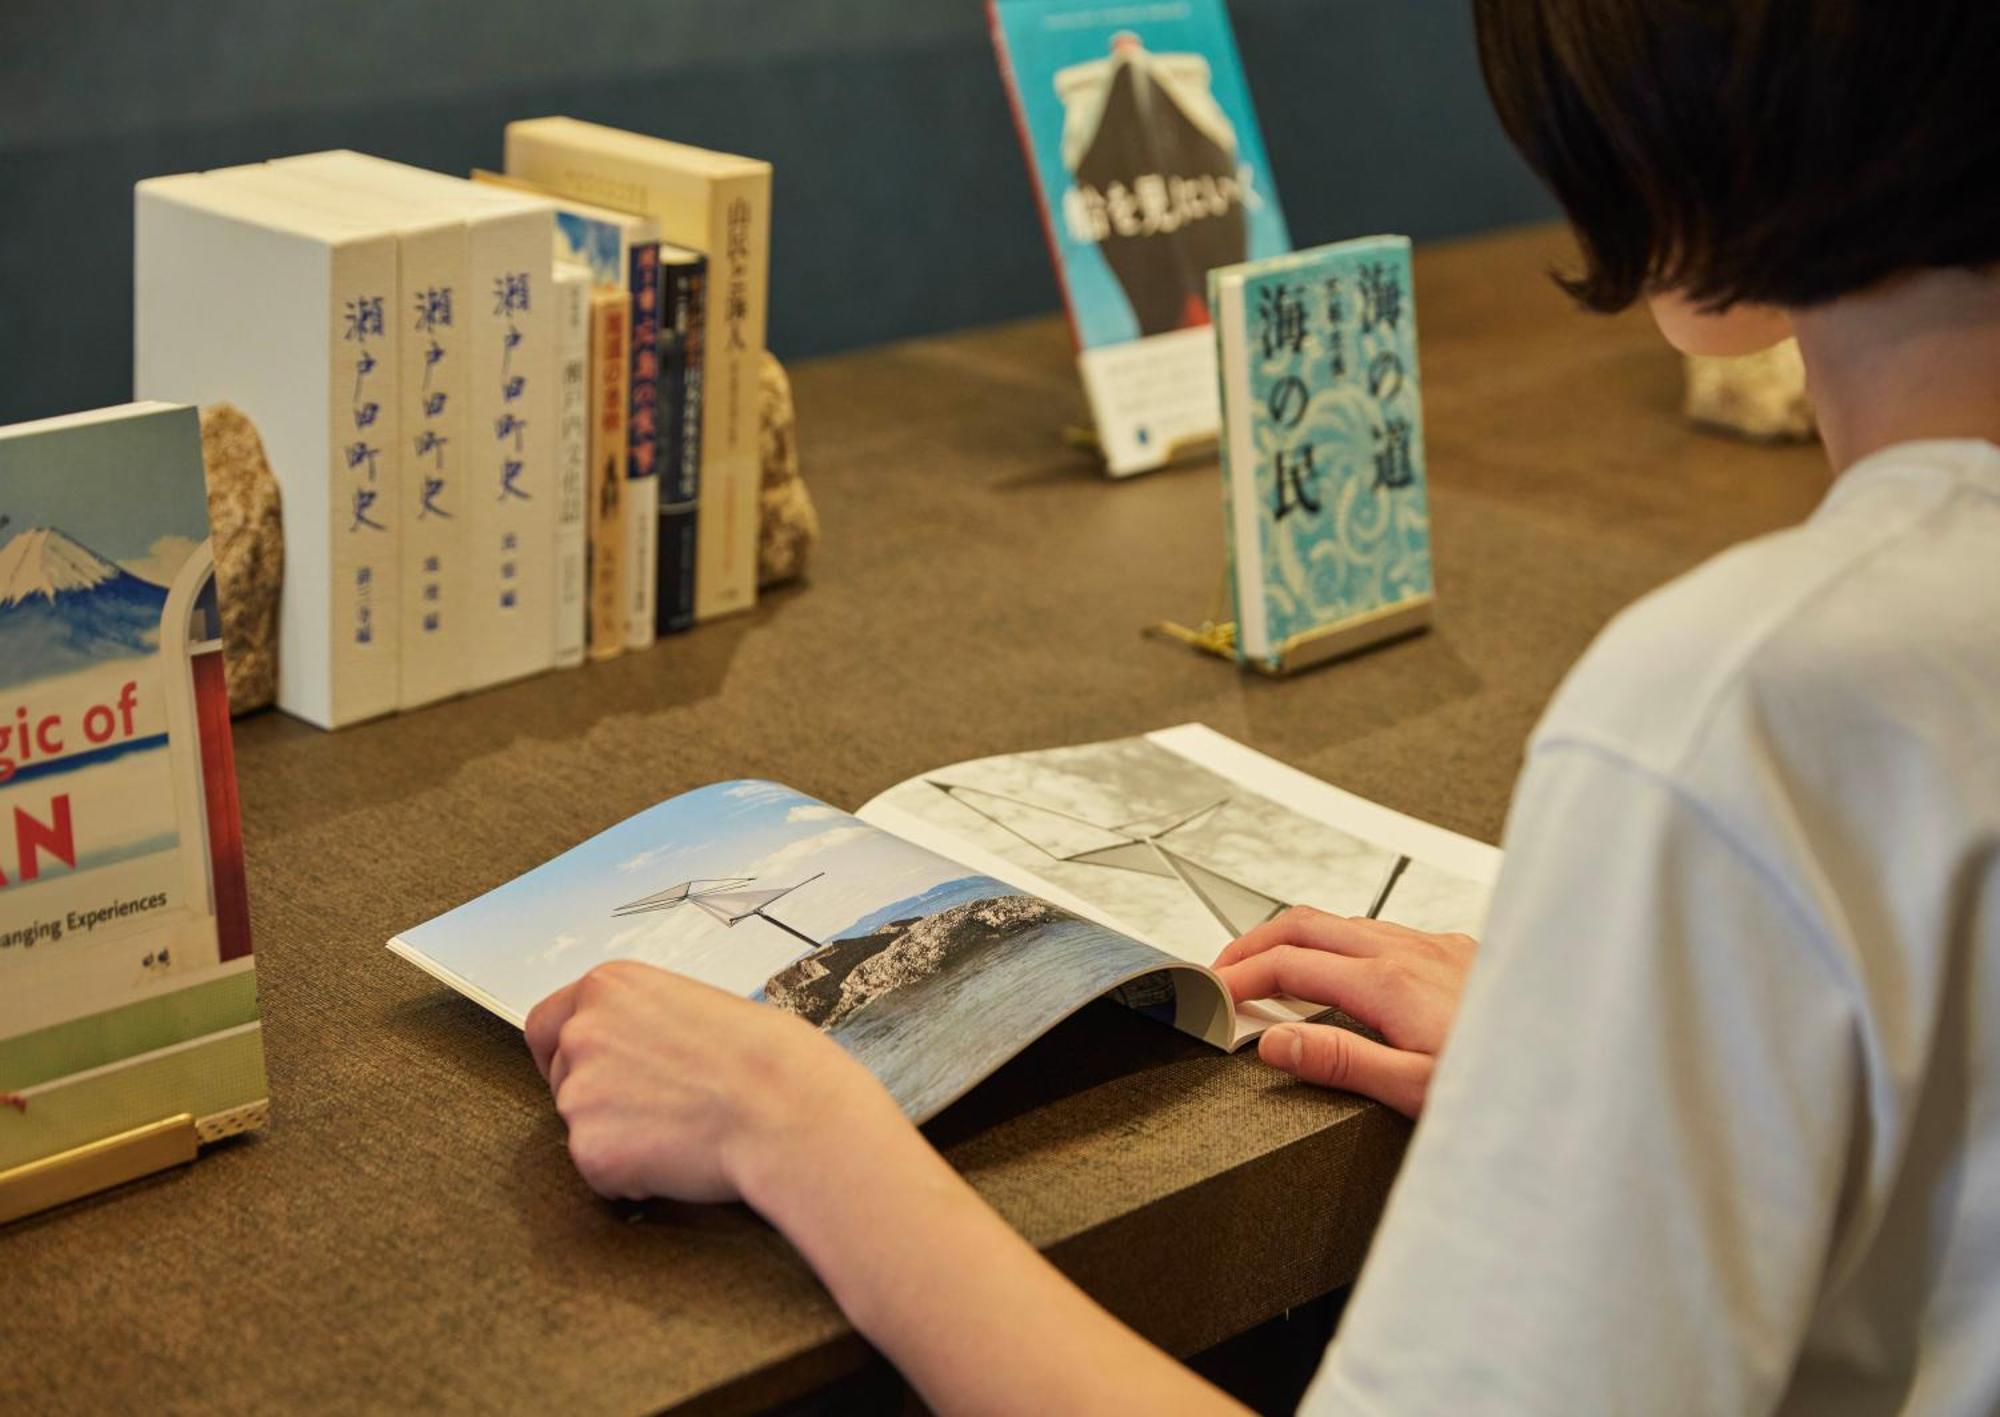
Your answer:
(1304, 440), (2000, 1415)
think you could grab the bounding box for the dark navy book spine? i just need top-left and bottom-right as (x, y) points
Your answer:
(656, 255), (707, 634)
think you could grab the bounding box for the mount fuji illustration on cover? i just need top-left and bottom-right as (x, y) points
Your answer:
(0, 525), (174, 689)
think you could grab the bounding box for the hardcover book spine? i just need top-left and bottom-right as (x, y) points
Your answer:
(552, 267), (591, 668)
(462, 212), (558, 687)
(586, 289), (631, 659)
(695, 172), (768, 623)
(326, 242), (404, 719)
(654, 255), (705, 635)
(623, 242), (662, 651)
(1211, 271), (1263, 664)
(396, 225), (470, 707)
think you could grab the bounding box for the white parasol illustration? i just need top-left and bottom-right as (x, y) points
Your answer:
(926, 782), (1286, 936)
(612, 872), (827, 950)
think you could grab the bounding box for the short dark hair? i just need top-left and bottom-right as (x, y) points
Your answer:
(1472, 0), (2000, 312)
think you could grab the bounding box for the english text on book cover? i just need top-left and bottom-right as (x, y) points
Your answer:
(1217, 237), (1433, 669)
(0, 405), (267, 1175)
(991, 0), (1291, 473)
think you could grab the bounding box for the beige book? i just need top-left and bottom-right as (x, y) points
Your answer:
(586, 287), (631, 660)
(504, 116), (770, 623)
(551, 264), (591, 668)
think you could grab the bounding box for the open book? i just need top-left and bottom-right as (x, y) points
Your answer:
(390, 725), (1501, 1122)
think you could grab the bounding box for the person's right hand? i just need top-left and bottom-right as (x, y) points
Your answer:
(1213, 906), (1477, 1118)
(524, 960), (911, 1207)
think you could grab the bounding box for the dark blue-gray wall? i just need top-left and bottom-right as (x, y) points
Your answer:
(0, 0), (1552, 426)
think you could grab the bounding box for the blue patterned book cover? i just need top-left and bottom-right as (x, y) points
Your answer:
(1211, 236), (1434, 671)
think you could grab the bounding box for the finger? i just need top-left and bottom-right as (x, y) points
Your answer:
(524, 978), (585, 1081)
(1259, 1023), (1433, 1118)
(1212, 907), (1401, 970)
(1213, 907), (1333, 970)
(1216, 944), (1373, 1013)
(546, 1042), (573, 1102)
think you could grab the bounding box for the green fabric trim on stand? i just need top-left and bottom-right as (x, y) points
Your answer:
(0, 970), (261, 1091)
(0, 1026), (267, 1171)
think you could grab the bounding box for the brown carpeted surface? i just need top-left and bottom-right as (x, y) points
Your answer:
(0, 223), (1831, 1414)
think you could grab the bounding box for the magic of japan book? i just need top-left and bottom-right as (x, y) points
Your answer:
(0, 403), (268, 1212)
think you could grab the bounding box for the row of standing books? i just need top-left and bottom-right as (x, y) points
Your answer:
(133, 120), (772, 730)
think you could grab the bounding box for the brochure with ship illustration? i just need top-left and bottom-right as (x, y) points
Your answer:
(1, 403), (267, 1212)
(391, 725), (1499, 1123)
(990, 0), (1292, 475)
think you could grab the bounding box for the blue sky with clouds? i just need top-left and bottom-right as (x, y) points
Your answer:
(0, 408), (210, 580)
(395, 780), (987, 1014)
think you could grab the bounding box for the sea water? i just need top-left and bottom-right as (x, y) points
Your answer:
(824, 915), (1173, 1123)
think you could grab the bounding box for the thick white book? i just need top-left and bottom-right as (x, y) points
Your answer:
(272, 151), (558, 691)
(551, 264), (591, 668)
(134, 173), (401, 729)
(204, 162), (473, 710)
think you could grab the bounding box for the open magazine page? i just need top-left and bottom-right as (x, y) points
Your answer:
(389, 781), (1230, 1123)
(856, 724), (1503, 1044)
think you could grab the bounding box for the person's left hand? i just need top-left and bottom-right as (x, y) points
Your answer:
(523, 960), (908, 1205)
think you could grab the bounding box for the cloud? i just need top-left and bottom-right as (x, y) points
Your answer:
(120, 534), (200, 588)
(615, 842), (687, 875)
(746, 824), (873, 879)
(720, 781), (794, 804)
(784, 803), (844, 824)
(600, 920), (663, 955)
(539, 932), (584, 963)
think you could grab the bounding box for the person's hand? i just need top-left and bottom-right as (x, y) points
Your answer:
(524, 960), (910, 1205)
(1213, 906), (1476, 1118)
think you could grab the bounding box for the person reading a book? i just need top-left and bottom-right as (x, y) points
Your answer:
(523, 0), (1999, 1410)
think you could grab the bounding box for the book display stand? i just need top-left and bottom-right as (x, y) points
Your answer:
(0, 1113), (199, 1226)
(1060, 422), (1220, 474)
(1148, 572), (1241, 663)
(1150, 575), (1433, 677)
